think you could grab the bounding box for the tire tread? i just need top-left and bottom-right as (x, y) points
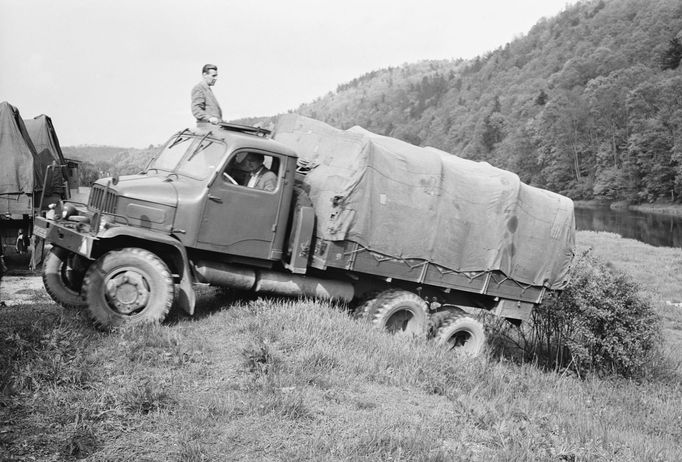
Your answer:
(42, 249), (87, 309)
(371, 290), (428, 336)
(435, 312), (486, 356)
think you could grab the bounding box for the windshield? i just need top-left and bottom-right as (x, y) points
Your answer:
(147, 133), (226, 180)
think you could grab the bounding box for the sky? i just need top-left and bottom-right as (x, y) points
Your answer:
(1, 0), (576, 148)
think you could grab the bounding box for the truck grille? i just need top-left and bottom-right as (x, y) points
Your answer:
(89, 185), (117, 213)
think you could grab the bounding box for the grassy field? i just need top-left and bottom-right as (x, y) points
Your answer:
(1, 231), (681, 461)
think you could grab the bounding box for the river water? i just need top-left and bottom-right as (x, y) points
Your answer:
(574, 206), (682, 248)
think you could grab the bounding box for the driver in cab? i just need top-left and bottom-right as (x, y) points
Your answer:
(234, 153), (277, 192)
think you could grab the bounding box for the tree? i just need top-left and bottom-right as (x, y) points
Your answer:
(628, 123), (676, 201)
(78, 161), (99, 186)
(626, 75), (682, 201)
(660, 36), (682, 70)
(535, 89), (548, 106)
(584, 65), (652, 170)
(536, 90), (592, 194)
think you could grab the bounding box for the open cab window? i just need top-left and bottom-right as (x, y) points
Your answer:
(223, 151), (280, 192)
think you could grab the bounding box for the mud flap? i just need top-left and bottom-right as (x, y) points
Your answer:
(30, 236), (46, 271)
(175, 261), (196, 315)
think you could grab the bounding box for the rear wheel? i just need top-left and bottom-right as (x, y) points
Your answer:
(427, 309), (462, 336)
(82, 248), (174, 330)
(435, 312), (486, 356)
(42, 248), (87, 309)
(352, 290), (381, 320)
(371, 290), (427, 336)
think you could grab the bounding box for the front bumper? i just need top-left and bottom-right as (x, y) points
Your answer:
(34, 216), (96, 259)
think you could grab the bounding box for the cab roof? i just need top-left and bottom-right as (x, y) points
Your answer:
(185, 123), (298, 159)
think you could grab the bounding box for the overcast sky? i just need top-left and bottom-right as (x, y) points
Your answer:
(1, 0), (576, 148)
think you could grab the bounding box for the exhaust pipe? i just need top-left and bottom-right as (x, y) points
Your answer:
(194, 260), (354, 302)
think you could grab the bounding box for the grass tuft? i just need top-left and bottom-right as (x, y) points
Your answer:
(120, 378), (177, 414)
(240, 335), (281, 376)
(60, 425), (99, 460)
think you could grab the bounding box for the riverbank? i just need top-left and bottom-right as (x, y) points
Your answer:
(574, 199), (682, 217)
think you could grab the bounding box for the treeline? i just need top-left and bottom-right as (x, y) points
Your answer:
(63, 145), (157, 185)
(294, 0), (682, 203)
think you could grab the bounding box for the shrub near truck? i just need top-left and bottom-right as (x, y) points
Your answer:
(34, 116), (575, 355)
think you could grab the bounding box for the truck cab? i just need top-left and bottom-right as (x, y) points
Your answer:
(35, 123), (312, 328)
(83, 125), (298, 261)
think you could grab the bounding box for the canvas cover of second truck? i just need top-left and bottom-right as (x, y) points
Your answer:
(272, 114), (575, 291)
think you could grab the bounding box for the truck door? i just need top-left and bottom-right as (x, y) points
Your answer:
(197, 150), (285, 260)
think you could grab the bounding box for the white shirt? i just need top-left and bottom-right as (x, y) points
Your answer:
(247, 166), (265, 188)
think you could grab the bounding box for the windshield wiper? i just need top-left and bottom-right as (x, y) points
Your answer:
(197, 140), (214, 153)
(168, 136), (190, 150)
(168, 129), (192, 149)
(186, 132), (213, 162)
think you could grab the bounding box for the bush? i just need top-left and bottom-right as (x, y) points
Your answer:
(487, 250), (663, 378)
(529, 251), (661, 378)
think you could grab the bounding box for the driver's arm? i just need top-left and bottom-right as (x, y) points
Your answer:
(261, 171), (277, 192)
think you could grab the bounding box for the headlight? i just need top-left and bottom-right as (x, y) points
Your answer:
(61, 203), (79, 220)
(46, 203), (57, 220)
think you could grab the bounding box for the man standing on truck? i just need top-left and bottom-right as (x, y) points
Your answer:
(191, 64), (222, 127)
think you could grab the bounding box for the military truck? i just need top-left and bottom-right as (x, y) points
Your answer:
(1, 102), (79, 269)
(34, 115), (575, 355)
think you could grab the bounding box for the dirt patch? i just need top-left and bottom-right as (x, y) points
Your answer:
(0, 276), (51, 306)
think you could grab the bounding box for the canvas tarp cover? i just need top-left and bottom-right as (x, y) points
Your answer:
(0, 101), (46, 194)
(24, 114), (66, 165)
(24, 114), (67, 194)
(272, 114), (575, 289)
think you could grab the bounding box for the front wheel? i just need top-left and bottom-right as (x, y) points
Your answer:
(42, 248), (87, 309)
(82, 248), (174, 329)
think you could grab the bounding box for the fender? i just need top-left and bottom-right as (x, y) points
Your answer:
(50, 244), (72, 261)
(98, 226), (197, 315)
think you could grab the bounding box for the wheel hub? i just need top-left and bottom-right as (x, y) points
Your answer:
(385, 310), (415, 334)
(450, 332), (472, 348)
(105, 271), (150, 314)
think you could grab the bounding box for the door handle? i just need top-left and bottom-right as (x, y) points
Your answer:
(208, 194), (223, 203)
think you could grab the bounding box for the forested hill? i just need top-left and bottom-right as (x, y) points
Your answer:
(62, 145), (157, 186)
(289, 0), (682, 203)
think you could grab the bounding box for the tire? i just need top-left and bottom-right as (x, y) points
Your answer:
(371, 290), (428, 336)
(435, 313), (486, 356)
(427, 305), (470, 335)
(427, 310), (456, 336)
(352, 290), (381, 320)
(82, 248), (174, 330)
(42, 248), (87, 309)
